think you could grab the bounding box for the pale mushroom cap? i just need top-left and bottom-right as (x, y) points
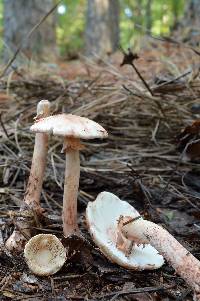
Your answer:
(30, 114), (108, 140)
(24, 234), (66, 276)
(36, 100), (50, 117)
(86, 191), (164, 270)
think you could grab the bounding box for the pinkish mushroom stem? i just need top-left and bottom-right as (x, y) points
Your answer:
(6, 100), (50, 252)
(121, 217), (200, 300)
(23, 100), (50, 211)
(62, 137), (83, 237)
(24, 105), (50, 212)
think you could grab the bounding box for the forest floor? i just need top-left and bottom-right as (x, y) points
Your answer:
(1, 41), (200, 301)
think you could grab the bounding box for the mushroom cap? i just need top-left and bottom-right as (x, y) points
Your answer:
(24, 234), (66, 276)
(36, 100), (50, 118)
(30, 114), (108, 140)
(86, 192), (164, 270)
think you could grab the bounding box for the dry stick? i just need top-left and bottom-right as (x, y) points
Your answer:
(169, 183), (200, 212)
(0, 0), (61, 78)
(130, 62), (154, 96)
(14, 294), (44, 301)
(0, 113), (10, 139)
(91, 285), (175, 300)
(153, 69), (192, 91)
(119, 46), (154, 96)
(4, 102), (37, 124)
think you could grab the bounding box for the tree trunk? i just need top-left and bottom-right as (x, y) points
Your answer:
(184, 0), (200, 26)
(180, 0), (200, 45)
(172, 0), (200, 46)
(3, 0), (57, 62)
(85, 0), (119, 59)
(146, 0), (152, 31)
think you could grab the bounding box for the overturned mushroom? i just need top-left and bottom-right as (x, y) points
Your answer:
(24, 234), (66, 276)
(121, 216), (200, 300)
(6, 100), (50, 252)
(31, 114), (108, 237)
(86, 191), (164, 270)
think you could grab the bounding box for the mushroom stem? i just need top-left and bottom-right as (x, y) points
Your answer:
(6, 100), (50, 252)
(24, 100), (50, 211)
(122, 218), (200, 299)
(62, 138), (81, 237)
(24, 133), (48, 211)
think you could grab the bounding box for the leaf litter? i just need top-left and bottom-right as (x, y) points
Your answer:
(0, 42), (200, 300)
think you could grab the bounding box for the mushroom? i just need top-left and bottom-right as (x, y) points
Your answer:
(24, 234), (66, 276)
(6, 100), (50, 252)
(121, 216), (200, 300)
(30, 114), (108, 237)
(24, 99), (50, 212)
(86, 191), (164, 270)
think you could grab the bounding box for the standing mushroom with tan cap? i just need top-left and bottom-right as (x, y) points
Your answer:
(6, 100), (50, 252)
(31, 114), (108, 237)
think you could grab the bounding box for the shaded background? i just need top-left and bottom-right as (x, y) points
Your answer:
(1, 0), (195, 63)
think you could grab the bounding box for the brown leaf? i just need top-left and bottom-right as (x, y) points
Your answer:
(176, 120), (200, 161)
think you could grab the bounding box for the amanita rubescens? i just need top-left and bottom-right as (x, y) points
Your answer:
(121, 217), (200, 301)
(6, 100), (50, 252)
(30, 114), (108, 237)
